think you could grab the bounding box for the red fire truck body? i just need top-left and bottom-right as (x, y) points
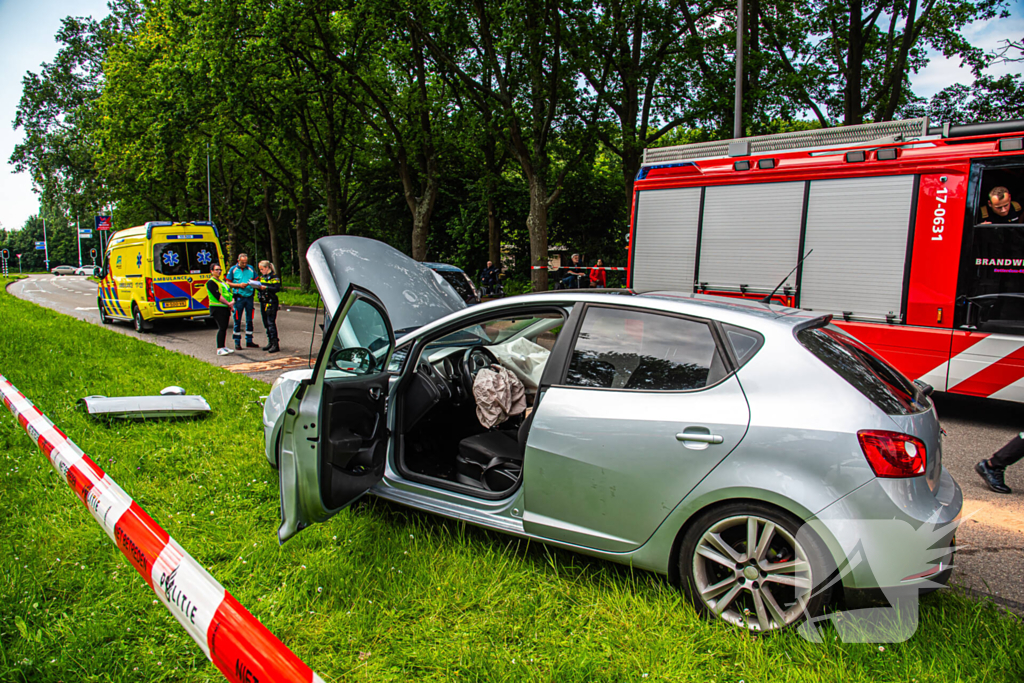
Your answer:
(627, 118), (1024, 401)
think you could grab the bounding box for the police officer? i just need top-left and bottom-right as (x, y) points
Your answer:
(255, 260), (282, 353)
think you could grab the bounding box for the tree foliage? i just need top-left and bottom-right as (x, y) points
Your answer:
(8, 0), (1013, 291)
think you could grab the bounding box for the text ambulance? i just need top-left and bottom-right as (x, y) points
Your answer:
(628, 118), (1024, 402)
(98, 221), (225, 333)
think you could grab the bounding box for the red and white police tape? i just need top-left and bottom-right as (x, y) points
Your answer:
(530, 265), (626, 270)
(0, 374), (322, 683)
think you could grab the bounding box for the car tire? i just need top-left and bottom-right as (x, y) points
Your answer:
(98, 297), (111, 325)
(677, 501), (834, 633)
(132, 303), (148, 333)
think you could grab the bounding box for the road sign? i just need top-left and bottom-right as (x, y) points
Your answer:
(79, 229), (93, 238)
(95, 216), (112, 231)
(35, 241), (46, 250)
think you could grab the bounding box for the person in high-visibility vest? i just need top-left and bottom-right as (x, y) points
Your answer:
(206, 264), (235, 356)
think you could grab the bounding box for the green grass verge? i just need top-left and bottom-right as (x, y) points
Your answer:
(277, 289), (321, 308)
(1, 288), (1023, 682)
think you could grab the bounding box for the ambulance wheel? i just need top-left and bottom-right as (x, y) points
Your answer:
(98, 297), (111, 325)
(132, 303), (148, 333)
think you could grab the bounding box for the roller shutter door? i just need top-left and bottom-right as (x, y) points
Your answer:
(698, 182), (805, 292)
(799, 175), (916, 320)
(631, 188), (702, 292)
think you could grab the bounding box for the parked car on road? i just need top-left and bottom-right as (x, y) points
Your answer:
(263, 236), (962, 633)
(423, 262), (480, 305)
(75, 265), (101, 276)
(51, 265), (76, 276)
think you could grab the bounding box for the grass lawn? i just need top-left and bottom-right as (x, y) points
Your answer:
(0, 287), (1023, 682)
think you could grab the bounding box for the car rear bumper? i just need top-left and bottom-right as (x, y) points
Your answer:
(808, 466), (961, 594)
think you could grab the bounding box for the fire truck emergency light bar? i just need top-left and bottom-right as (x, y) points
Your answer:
(643, 117), (932, 165)
(0, 373), (323, 683)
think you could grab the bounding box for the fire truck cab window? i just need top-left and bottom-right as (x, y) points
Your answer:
(965, 164), (1024, 334)
(976, 167), (1024, 225)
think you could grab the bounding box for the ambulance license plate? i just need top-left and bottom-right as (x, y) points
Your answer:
(163, 299), (189, 309)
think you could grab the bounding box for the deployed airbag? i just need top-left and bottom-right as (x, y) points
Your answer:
(472, 365), (526, 429)
(488, 337), (550, 391)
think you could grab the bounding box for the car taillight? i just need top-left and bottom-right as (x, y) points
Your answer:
(857, 430), (926, 478)
(145, 277), (155, 302)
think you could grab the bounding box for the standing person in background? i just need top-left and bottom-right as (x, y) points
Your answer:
(590, 258), (607, 288)
(226, 253), (257, 350)
(206, 264), (235, 356)
(255, 260), (282, 353)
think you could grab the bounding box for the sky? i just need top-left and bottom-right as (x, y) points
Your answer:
(0, 1), (1022, 233)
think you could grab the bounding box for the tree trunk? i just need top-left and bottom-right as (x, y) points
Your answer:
(487, 195), (500, 265)
(526, 174), (549, 292)
(297, 149), (313, 291)
(621, 143), (642, 218)
(262, 175), (281, 271)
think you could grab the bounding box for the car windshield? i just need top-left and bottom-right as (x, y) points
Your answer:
(388, 313), (565, 373)
(434, 270), (475, 302)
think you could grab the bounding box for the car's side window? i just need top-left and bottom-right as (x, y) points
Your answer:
(564, 307), (722, 391)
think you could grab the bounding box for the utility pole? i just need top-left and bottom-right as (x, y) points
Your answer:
(733, 0), (745, 139)
(42, 218), (50, 271)
(76, 212), (82, 267)
(207, 144), (213, 223)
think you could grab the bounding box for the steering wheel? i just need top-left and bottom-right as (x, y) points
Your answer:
(329, 346), (376, 374)
(461, 345), (498, 397)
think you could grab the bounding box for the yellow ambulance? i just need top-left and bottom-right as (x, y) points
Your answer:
(98, 221), (226, 332)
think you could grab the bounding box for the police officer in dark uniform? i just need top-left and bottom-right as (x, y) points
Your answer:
(255, 260), (282, 353)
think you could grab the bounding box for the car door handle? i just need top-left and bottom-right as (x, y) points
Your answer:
(676, 432), (724, 445)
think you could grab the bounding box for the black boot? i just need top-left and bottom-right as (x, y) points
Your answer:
(262, 340), (272, 350)
(975, 459), (1011, 494)
(267, 342), (280, 353)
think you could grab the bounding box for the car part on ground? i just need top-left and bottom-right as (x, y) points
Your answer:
(79, 394), (211, 419)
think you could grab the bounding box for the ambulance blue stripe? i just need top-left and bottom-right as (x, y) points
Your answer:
(157, 282), (190, 299)
(112, 285), (128, 316)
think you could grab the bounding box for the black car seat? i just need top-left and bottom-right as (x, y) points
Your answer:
(455, 409), (536, 492)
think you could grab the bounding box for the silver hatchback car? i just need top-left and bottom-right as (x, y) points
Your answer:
(264, 236), (962, 632)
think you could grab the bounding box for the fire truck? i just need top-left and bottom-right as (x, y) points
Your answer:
(627, 117), (1024, 402)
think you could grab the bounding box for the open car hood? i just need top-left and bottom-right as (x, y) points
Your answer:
(307, 236), (466, 334)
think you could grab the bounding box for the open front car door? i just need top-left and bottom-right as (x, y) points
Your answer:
(277, 284), (395, 543)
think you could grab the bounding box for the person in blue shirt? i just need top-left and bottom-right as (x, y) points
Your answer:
(226, 253), (257, 350)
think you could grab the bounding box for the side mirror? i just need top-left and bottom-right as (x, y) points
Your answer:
(332, 347), (375, 374)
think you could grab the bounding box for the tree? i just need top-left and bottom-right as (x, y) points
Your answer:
(414, 0), (594, 291)
(759, 0), (1009, 125)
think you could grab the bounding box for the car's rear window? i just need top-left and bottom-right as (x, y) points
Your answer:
(797, 326), (927, 415)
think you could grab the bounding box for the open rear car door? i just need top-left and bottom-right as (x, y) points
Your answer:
(277, 284), (395, 542)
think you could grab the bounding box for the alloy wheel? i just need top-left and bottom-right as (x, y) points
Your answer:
(691, 514), (813, 631)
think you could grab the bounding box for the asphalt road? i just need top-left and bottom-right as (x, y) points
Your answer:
(7, 274), (1024, 614)
(7, 274), (324, 383)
